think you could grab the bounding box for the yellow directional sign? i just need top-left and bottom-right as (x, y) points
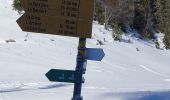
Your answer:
(17, 13), (92, 38)
(17, 0), (94, 38)
(21, 0), (94, 20)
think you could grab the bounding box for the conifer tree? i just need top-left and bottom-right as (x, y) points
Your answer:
(12, 0), (23, 14)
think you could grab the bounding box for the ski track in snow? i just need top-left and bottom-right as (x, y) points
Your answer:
(103, 60), (127, 70)
(0, 82), (70, 93)
(163, 79), (170, 82)
(139, 65), (170, 77)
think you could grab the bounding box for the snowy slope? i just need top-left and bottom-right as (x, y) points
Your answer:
(0, 0), (170, 100)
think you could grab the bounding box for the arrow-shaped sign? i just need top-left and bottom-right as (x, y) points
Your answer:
(17, 13), (92, 38)
(86, 48), (105, 61)
(45, 69), (82, 83)
(17, 0), (94, 38)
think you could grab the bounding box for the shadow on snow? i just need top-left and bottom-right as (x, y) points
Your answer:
(0, 83), (70, 93)
(102, 90), (170, 100)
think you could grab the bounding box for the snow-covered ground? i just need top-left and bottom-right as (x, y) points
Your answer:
(0, 0), (170, 100)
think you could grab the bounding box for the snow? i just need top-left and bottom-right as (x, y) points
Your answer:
(0, 0), (170, 100)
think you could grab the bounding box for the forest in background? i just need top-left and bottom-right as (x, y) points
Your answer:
(12, 0), (170, 50)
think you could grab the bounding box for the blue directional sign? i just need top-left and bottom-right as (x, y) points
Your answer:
(45, 69), (82, 83)
(86, 48), (105, 61)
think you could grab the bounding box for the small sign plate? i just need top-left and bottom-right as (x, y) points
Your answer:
(86, 48), (105, 61)
(45, 69), (82, 83)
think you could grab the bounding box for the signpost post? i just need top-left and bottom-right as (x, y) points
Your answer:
(17, 0), (105, 100)
(72, 38), (86, 100)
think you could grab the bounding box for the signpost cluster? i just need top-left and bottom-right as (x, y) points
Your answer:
(17, 0), (94, 38)
(17, 0), (105, 100)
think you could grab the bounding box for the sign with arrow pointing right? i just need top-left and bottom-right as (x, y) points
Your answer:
(86, 48), (105, 61)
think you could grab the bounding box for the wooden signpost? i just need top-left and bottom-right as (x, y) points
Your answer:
(17, 0), (105, 100)
(17, 0), (94, 38)
(21, 0), (94, 19)
(17, 13), (93, 37)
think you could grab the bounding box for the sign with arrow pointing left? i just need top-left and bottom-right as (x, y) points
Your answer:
(45, 69), (82, 83)
(17, 0), (94, 38)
